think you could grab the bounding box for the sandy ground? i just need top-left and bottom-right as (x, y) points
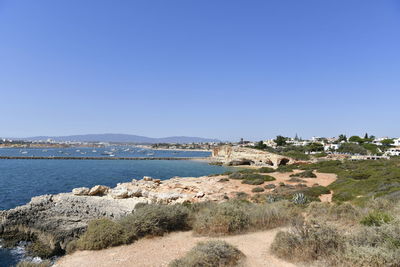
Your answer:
(55, 229), (295, 267)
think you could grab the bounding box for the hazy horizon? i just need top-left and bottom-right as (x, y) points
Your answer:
(1, 1), (399, 140)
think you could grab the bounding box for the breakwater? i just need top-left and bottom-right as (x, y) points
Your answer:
(0, 156), (209, 160)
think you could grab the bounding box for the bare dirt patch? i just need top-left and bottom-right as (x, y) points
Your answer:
(55, 229), (295, 267)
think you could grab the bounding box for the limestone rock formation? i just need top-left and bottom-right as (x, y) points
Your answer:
(212, 145), (295, 167)
(88, 185), (109, 196)
(72, 187), (90, 196)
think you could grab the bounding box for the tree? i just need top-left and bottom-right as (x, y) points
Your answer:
(306, 142), (324, 152)
(364, 133), (369, 139)
(381, 139), (394, 148)
(274, 136), (287, 146)
(338, 134), (347, 142)
(349, 136), (364, 144)
(337, 143), (368, 155)
(254, 141), (267, 150)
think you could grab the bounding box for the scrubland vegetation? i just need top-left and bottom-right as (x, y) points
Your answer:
(272, 198), (400, 266)
(57, 158), (400, 266)
(169, 240), (244, 267)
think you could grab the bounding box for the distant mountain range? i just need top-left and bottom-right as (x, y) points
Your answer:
(15, 134), (221, 144)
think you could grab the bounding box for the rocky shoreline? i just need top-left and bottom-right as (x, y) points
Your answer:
(0, 175), (233, 256)
(0, 170), (337, 260)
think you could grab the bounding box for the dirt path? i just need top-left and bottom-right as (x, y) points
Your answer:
(55, 229), (295, 267)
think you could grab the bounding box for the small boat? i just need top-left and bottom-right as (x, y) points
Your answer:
(101, 151), (114, 156)
(21, 151), (28, 154)
(92, 150), (97, 153)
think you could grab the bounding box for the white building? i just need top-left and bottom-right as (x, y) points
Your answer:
(324, 144), (340, 151)
(393, 138), (400, 147)
(385, 148), (400, 156)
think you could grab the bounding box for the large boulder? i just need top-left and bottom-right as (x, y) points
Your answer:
(72, 187), (90, 196)
(110, 187), (129, 199)
(88, 185), (109, 196)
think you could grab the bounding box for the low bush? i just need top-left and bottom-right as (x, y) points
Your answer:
(264, 184), (276, 189)
(193, 200), (299, 236)
(338, 223), (400, 266)
(119, 204), (190, 240)
(251, 187), (265, 193)
(290, 170), (317, 178)
(242, 178), (264, 185)
(262, 175), (276, 181)
(218, 178), (230, 182)
(169, 240), (244, 267)
(235, 192), (249, 200)
(328, 202), (361, 222)
(193, 201), (250, 236)
(27, 240), (55, 258)
(271, 222), (344, 263)
(304, 186), (330, 198)
(247, 201), (300, 229)
(360, 211), (393, 227)
(276, 165), (297, 173)
(258, 167), (275, 173)
(75, 218), (127, 250)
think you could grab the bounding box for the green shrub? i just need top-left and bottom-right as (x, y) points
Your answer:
(328, 202), (361, 222)
(76, 218), (127, 250)
(276, 165), (297, 173)
(258, 167), (275, 173)
(27, 240), (55, 258)
(247, 201), (299, 229)
(251, 187), (265, 193)
(235, 191), (249, 199)
(169, 240), (244, 267)
(119, 204), (190, 240)
(290, 170), (317, 178)
(360, 211), (393, 227)
(262, 175), (276, 181)
(242, 178), (264, 185)
(304, 186), (330, 198)
(228, 172), (244, 179)
(264, 183), (276, 189)
(271, 222), (344, 262)
(193, 201), (250, 236)
(340, 245), (400, 267)
(339, 223), (400, 266)
(218, 178), (230, 182)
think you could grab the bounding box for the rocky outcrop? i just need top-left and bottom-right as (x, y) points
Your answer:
(0, 192), (149, 253)
(0, 175), (232, 255)
(212, 145), (295, 167)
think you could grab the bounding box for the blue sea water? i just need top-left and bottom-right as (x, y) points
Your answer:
(0, 147), (228, 267)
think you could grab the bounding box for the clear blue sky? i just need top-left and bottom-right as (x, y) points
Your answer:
(1, 0), (399, 141)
